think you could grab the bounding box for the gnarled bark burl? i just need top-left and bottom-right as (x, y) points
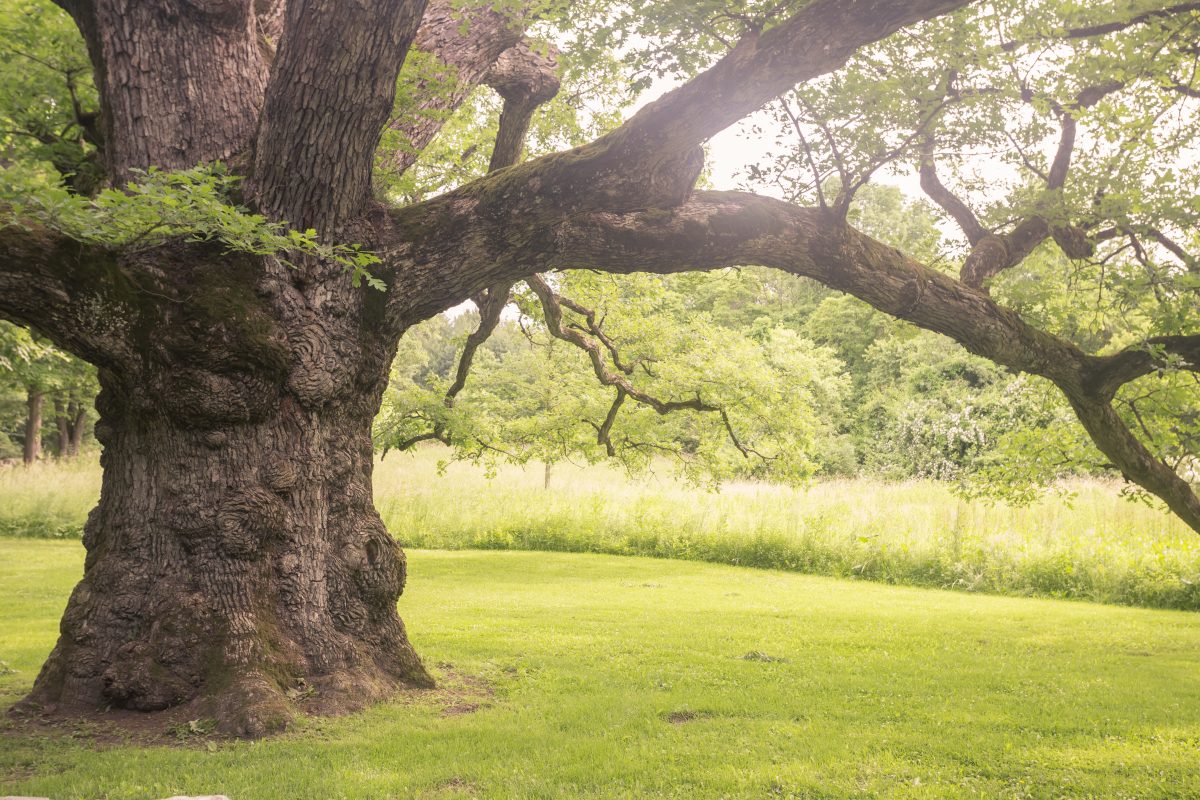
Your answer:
(1, 0), (1197, 736)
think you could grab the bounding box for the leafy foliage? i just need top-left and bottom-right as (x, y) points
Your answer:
(0, 0), (101, 194)
(0, 165), (387, 289)
(378, 269), (853, 485)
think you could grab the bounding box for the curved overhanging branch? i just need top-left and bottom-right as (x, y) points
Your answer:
(1088, 335), (1200, 397)
(381, 277), (514, 455)
(532, 191), (1200, 532)
(919, 134), (986, 245)
(545, 193), (1088, 385)
(0, 223), (132, 368)
(1068, 397), (1200, 535)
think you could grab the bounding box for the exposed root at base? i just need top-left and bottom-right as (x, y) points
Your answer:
(4, 666), (440, 744)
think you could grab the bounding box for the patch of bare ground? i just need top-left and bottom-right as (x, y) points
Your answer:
(1, 665), (495, 747)
(404, 663), (495, 718)
(3, 699), (203, 748)
(662, 709), (712, 725)
(429, 776), (480, 796)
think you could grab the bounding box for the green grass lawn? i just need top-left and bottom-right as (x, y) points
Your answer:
(3, 539), (1200, 799)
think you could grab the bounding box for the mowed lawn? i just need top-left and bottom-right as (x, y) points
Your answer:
(3, 540), (1200, 799)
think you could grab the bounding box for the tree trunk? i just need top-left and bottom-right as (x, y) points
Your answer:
(56, 0), (269, 179)
(23, 367), (430, 736)
(543, 461), (552, 490)
(54, 397), (72, 458)
(68, 400), (86, 457)
(17, 242), (432, 736)
(23, 388), (43, 465)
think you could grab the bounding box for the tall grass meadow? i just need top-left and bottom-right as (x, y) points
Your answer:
(3, 449), (1199, 609)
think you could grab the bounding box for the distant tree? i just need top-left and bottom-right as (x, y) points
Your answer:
(0, 0), (1196, 736)
(378, 271), (853, 485)
(0, 321), (96, 462)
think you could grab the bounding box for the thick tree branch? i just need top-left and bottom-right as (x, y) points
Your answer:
(252, 0), (429, 233)
(959, 218), (1051, 290)
(918, 135), (986, 245)
(1069, 396), (1200, 535)
(602, 0), (977, 168)
(369, 0), (1197, 527)
(1088, 335), (1200, 396)
(535, 192), (1088, 389)
(523, 191), (1199, 530)
(55, 0), (268, 181)
(384, 2), (526, 177)
(1000, 2), (1200, 51)
(0, 224), (131, 367)
(485, 41), (561, 172)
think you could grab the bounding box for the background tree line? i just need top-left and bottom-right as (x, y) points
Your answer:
(0, 321), (95, 463)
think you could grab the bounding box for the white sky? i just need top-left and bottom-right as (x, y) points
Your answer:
(630, 72), (927, 202)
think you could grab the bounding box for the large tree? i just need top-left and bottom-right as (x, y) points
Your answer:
(1, 0), (1197, 736)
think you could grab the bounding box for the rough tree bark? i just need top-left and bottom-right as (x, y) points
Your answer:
(33, 356), (426, 736)
(2, 0), (1197, 738)
(6, 230), (434, 736)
